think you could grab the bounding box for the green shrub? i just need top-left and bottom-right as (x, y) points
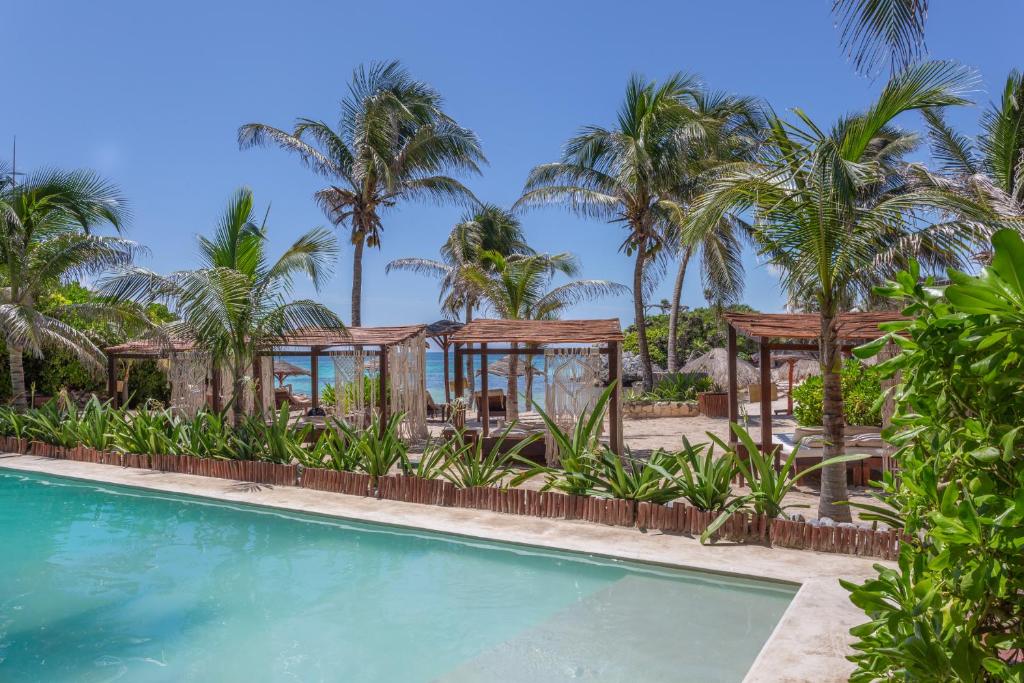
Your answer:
(842, 230), (1024, 681)
(623, 306), (759, 366)
(634, 372), (714, 402)
(791, 360), (882, 426)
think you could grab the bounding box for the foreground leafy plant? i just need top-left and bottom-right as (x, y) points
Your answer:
(438, 426), (538, 489)
(652, 437), (736, 512)
(842, 230), (1024, 682)
(337, 412), (408, 482)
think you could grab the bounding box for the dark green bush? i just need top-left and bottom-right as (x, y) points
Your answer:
(791, 360), (882, 426)
(843, 230), (1024, 681)
(636, 372), (714, 402)
(623, 306), (759, 366)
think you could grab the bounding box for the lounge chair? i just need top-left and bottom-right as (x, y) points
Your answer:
(474, 389), (507, 422)
(275, 384), (312, 411)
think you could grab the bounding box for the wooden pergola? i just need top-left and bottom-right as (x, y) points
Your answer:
(425, 319), (464, 404)
(448, 318), (624, 454)
(723, 311), (903, 461)
(104, 325), (427, 424)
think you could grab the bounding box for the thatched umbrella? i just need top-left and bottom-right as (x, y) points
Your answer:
(682, 347), (758, 390)
(272, 360), (310, 387)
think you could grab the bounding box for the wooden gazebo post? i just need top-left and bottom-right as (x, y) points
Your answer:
(309, 345), (322, 412)
(608, 340), (622, 455)
(107, 355), (118, 408)
(727, 325), (739, 435)
(480, 343), (489, 437)
(759, 340), (775, 465)
(378, 344), (389, 435)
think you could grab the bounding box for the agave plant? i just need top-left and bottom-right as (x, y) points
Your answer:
(701, 424), (867, 542)
(176, 411), (238, 459)
(651, 437), (736, 512)
(70, 395), (119, 450)
(237, 404), (312, 464)
(0, 406), (27, 439)
(438, 426), (539, 489)
(337, 412), (409, 482)
(110, 408), (181, 455)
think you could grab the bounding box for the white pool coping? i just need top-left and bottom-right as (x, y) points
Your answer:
(0, 453), (886, 682)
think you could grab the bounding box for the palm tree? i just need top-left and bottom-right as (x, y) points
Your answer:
(463, 252), (628, 420)
(832, 0), (929, 76)
(0, 167), (136, 409)
(100, 188), (341, 426)
(239, 60), (485, 325)
(386, 204), (532, 399)
(922, 70), (1024, 232)
(517, 73), (705, 391)
(688, 61), (989, 521)
(663, 91), (766, 372)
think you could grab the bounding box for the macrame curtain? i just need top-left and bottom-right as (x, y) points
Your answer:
(330, 349), (379, 429)
(168, 351), (210, 418)
(387, 332), (428, 441)
(543, 347), (604, 466)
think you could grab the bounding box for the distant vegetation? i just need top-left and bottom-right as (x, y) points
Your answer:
(623, 306), (758, 367)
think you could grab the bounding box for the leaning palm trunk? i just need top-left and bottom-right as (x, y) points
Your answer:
(632, 243), (654, 391)
(506, 344), (519, 421)
(8, 346), (28, 411)
(818, 312), (851, 522)
(666, 246), (694, 373)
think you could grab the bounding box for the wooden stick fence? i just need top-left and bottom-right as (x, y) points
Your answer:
(1, 436), (902, 560)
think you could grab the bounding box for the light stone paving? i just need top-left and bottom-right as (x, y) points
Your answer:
(0, 453), (887, 682)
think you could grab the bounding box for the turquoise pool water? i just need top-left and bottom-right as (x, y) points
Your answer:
(0, 469), (794, 682)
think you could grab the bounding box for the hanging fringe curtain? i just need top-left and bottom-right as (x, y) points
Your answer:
(168, 351), (210, 418)
(330, 349), (379, 429)
(387, 332), (428, 441)
(544, 347), (604, 466)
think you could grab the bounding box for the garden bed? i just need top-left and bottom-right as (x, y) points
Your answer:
(623, 400), (699, 419)
(3, 436), (902, 560)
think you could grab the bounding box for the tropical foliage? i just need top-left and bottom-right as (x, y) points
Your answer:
(843, 230), (1024, 681)
(689, 60), (992, 521)
(623, 306), (759, 367)
(239, 60), (485, 325)
(0, 167), (138, 408)
(99, 188), (342, 425)
(630, 372), (714, 403)
(791, 360), (883, 427)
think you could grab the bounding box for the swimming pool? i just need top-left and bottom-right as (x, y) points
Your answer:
(0, 469), (794, 682)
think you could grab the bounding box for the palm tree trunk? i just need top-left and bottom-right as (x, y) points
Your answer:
(632, 242), (654, 392)
(817, 311), (851, 522)
(8, 346), (28, 411)
(231, 367), (246, 429)
(507, 343), (519, 421)
(351, 235), (365, 326)
(666, 246), (694, 373)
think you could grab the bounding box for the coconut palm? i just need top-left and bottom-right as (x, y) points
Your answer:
(832, 0), (929, 76)
(0, 167), (136, 409)
(99, 188), (341, 426)
(688, 61), (990, 521)
(463, 252), (628, 420)
(238, 60), (485, 326)
(517, 73), (706, 391)
(922, 70), (1024, 236)
(663, 91), (766, 372)
(386, 204), (532, 398)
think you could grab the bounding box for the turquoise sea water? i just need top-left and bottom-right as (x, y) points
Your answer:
(280, 351), (546, 403)
(0, 469), (794, 682)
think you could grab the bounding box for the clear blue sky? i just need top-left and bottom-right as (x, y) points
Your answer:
(5, 1), (1021, 327)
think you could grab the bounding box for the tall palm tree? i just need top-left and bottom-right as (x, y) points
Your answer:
(386, 204), (532, 399)
(663, 91), (766, 372)
(689, 61), (989, 521)
(463, 252), (627, 420)
(239, 60), (485, 325)
(832, 0), (929, 76)
(922, 70), (1024, 231)
(100, 188), (341, 426)
(0, 167), (136, 409)
(517, 73), (704, 391)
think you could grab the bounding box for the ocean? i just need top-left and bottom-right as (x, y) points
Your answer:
(278, 351), (546, 403)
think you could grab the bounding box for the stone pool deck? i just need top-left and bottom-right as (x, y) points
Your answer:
(0, 453), (887, 682)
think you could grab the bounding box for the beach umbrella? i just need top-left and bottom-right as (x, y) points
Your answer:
(681, 347), (758, 390)
(272, 360), (310, 386)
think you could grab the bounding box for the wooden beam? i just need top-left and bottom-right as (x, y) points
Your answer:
(442, 341), (451, 404)
(456, 346), (611, 356)
(379, 345), (389, 435)
(310, 346), (321, 412)
(764, 341), (857, 353)
(107, 356), (118, 408)
(480, 343), (489, 438)
(608, 341), (621, 455)
(453, 344), (464, 399)
(727, 325), (739, 432)
(760, 341), (774, 464)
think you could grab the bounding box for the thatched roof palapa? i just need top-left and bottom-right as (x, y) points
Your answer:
(682, 347), (759, 390)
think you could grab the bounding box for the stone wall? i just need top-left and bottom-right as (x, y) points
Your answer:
(623, 400), (700, 419)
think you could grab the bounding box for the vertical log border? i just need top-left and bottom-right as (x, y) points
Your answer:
(2, 436), (902, 560)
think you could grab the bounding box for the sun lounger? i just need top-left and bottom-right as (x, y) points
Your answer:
(426, 392), (449, 420)
(473, 389), (506, 421)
